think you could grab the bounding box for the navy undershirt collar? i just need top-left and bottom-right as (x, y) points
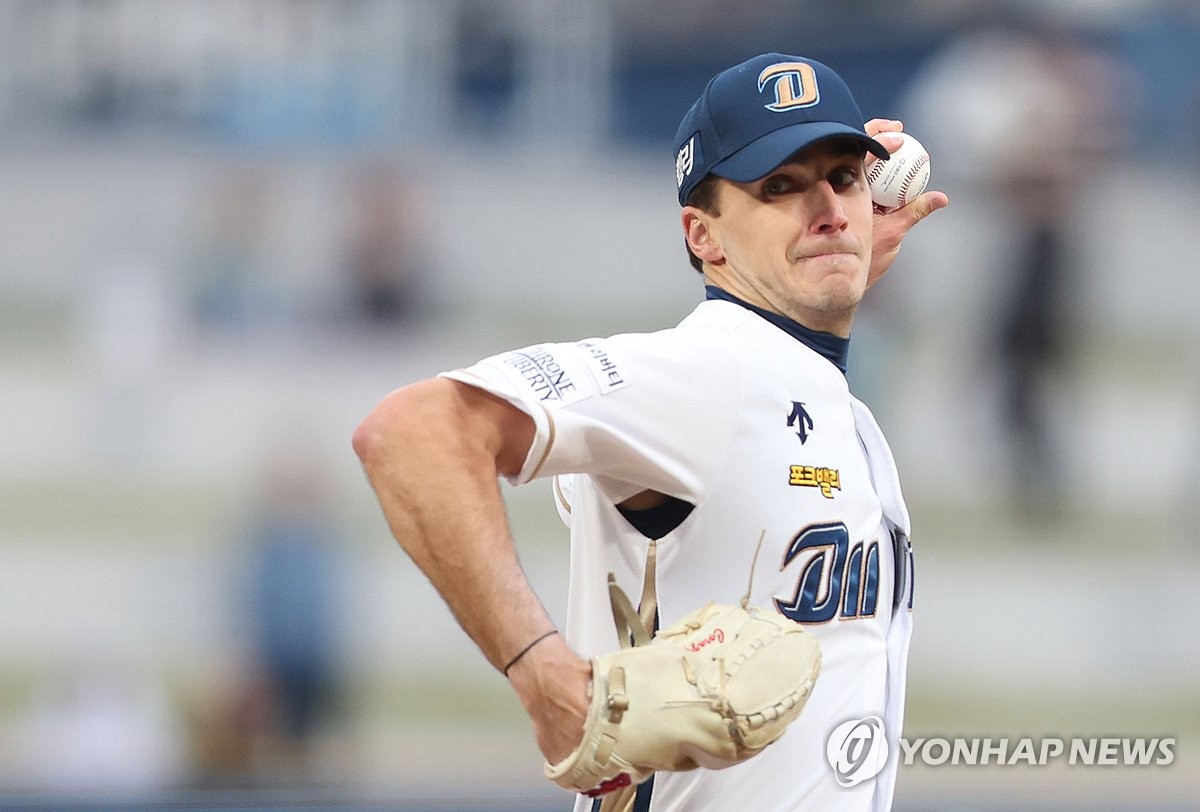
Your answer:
(705, 285), (850, 374)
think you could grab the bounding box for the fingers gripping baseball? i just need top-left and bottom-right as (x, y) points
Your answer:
(864, 118), (902, 139)
(864, 119), (948, 287)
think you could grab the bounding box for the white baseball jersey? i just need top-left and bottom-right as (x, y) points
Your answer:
(441, 295), (914, 811)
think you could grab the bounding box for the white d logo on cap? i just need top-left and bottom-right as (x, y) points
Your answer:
(758, 61), (820, 112)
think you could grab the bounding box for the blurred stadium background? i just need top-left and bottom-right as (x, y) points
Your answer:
(0, 0), (1197, 809)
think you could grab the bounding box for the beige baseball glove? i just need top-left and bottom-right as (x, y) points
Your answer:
(544, 574), (821, 805)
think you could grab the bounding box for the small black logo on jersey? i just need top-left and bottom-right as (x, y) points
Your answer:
(788, 401), (813, 444)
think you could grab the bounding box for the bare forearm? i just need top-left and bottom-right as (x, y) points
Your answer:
(353, 379), (553, 672)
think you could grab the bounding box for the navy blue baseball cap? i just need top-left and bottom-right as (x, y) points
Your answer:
(674, 53), (889, 206)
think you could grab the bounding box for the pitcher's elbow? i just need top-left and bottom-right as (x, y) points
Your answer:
(352, 392), (404, 468)
(352, 380), (447, 469)
(351, 416), (378, 466)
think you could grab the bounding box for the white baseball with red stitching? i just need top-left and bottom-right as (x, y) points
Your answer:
(866, 132), (930, 209)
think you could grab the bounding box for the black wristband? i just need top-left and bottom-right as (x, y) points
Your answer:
(503, 630), (558, 677)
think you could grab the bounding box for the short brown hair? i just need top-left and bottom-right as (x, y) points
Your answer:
(683, 174), (720, 274)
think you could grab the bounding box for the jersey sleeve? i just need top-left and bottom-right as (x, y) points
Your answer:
(439, 329), (741, 504)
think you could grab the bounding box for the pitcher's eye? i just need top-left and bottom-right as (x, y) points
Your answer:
(761, 175), (793, 196)
(829, 166), (860, 189)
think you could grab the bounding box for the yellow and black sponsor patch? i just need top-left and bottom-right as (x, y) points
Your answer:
(788, 465), (841, 498)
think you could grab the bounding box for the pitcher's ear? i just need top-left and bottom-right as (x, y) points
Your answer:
(682, 207), (723, 264)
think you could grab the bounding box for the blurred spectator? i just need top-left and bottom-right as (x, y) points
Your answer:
(1118, 0), (1200, 163)
(452, 0), (520, 135)
(901, 6), (1129, 511)
(341, 161), (428, 326)
(235, 449), (346, 782)
(187, 168), (280, 331)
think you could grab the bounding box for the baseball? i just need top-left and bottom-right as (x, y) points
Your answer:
(866, 132), (930, 209)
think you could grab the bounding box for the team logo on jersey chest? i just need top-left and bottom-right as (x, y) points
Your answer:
(789, 465), (841, 498)
(775, 523), (880, 623)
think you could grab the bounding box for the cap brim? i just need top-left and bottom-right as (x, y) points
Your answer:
(711, 122), (890, 183)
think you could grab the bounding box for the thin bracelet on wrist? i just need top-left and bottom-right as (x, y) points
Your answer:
(503, 630), (558, 677)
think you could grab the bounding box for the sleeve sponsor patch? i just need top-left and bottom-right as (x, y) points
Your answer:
(575, 339), (630, 395)
(495, 344), (586, 405)
(481, 339), (630, 407)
